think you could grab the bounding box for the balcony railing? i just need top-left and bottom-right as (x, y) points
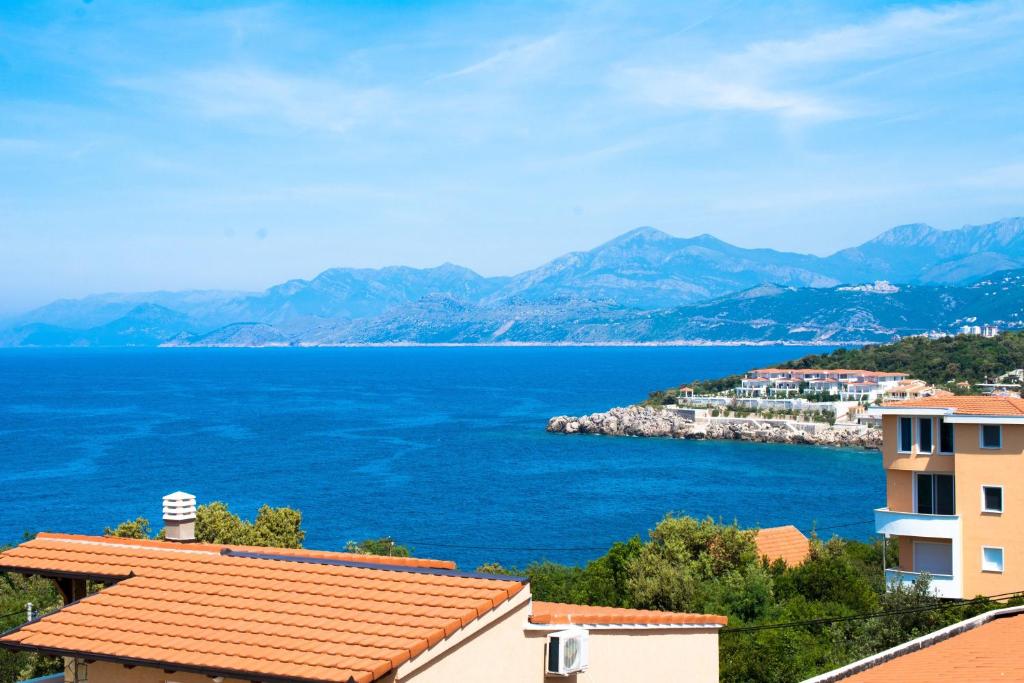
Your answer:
(885, 568), (961, 599)
(874, 508), (960, 539)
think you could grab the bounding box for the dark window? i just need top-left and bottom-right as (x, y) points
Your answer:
(917, 474), (933, 513)
(935, 475), (955, 515)
(918, 417), (933, 453)
(983, 486), (1003, 512)
(917, 473), (955, 515)
(939, 419), (955, 454)
(900, 417), (913, 452)
(982, 425), (1002, 449)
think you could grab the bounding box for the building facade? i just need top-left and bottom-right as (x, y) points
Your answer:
(873, 396), (1024, 599)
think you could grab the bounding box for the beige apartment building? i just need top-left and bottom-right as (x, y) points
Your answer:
(873, 396), (1024, 599)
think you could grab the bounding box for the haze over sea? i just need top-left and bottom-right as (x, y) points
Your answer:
(0, 346), (881, 568)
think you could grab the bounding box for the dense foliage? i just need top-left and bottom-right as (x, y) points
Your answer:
(0, 551), (62, 682)
(780, 331), (1024, 386)
(104, 501), (306, 548)
(476, 516), (1011, 683)
(345, 537), (412, 557)
(645, 332), (1024, 402)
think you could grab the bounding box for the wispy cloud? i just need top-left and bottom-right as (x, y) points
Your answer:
(115, 66), (392, 134)
(434, 33), (566, 82)
(963, 163), (1024, 190)
(614, 1), (1024, 122)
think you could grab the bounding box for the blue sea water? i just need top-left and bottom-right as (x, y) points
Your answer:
(0, 347), (882, 569)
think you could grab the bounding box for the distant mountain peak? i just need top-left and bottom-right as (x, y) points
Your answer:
(604, 226), (674, 246)
(870, 223), (939, 245)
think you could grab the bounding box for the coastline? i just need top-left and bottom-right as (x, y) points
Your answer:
(155, 340), (864, 349)
(547, 405), (882, 449)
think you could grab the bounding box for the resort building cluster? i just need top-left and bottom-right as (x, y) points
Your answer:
(735, 368), (912, 403)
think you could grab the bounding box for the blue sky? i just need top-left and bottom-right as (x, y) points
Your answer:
(2, 0), (1024, 312)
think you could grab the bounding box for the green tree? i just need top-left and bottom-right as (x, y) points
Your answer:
(104, 516), (153, 539)
(105, 502), (306, 548)
(345, 537), (411, 557)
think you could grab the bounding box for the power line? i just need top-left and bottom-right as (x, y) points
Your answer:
(0, 609), (29, 620)
(721, 591), (1023, 635)
(397, 518), (877, 554)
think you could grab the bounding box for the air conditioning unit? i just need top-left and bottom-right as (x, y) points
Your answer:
(545, 627), (589, 676)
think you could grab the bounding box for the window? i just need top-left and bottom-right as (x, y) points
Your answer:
(939, 419), (955, 454)
(916, 473), (955, 515)
(982, 546), (1004, 573)
(918, 417), (933, 453)
(899, 416), (914, 453)
(981, 425), (1002, 449)
(982, 486), (1004, 513)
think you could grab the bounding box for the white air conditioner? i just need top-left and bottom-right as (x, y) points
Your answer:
(545, 627), (589, 676)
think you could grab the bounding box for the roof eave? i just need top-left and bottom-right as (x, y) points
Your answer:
(0, 640), (359, 683)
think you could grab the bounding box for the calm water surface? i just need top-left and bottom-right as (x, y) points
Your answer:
(0, 347), (882, 568)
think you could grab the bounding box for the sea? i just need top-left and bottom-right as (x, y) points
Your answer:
(0, 346), (883, 569)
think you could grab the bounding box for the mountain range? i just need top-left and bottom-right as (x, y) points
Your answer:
(5, 217), (1024, 346)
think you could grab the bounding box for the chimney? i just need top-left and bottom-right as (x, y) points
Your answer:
(162, 491), (197, 542)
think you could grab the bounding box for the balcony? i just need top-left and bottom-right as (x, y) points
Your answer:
(885, 568), (961, 599)
(874, 508), (960, 540)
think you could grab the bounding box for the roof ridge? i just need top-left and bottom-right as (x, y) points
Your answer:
(220, 548), (529, 584)
(34, 532), (457, 570)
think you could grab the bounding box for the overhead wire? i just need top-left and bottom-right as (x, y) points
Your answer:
(721, 591), (1024, 635)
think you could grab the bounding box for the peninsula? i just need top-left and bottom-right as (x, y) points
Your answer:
(548, 332), (1024, 448)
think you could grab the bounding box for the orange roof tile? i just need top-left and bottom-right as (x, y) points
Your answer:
(0, 534), (527, 683)
(836, 611), (1024, 682)
(754, 526), (810, 566)
(23, 532), (456, 571)
(529, 602), (726, 627)
(882, 395), (1024, 416)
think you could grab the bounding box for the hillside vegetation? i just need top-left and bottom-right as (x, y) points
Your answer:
(780, 331), (1024, 386)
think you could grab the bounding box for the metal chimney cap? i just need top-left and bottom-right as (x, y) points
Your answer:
(162, 491), (197, 521)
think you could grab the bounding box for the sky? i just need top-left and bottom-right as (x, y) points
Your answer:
(2, 0), (1024, 313)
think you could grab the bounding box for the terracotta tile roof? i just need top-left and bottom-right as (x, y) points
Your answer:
(0, 532), (457, 573)
(836, 612), (1024, 682)
(0, 534), (527, 683)
(754, 526), (810, 566)
(883, 395), (1024, 416)
(529, 602), (727, 627)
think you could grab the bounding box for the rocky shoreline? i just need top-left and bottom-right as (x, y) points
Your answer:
(546, 405), (882, 449)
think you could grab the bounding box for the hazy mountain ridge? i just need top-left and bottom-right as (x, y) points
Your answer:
(7, 218), (1024, 346)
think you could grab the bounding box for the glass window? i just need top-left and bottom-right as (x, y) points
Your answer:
(917, 474), (933, 514)
(935, 475), (955, 515)
(982, 425), (1002, 449)
(899, 417), (913, 452)
(939, 419), (955, 454)
(982, 547), (1004, 573)
(918, 417), (933, 453)
(916, 473), (955, 515)
(983, 486), (1003, 513)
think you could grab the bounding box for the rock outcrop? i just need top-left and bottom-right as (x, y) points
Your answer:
(547, 406), (881, 448)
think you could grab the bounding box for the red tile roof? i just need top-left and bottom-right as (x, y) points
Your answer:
(883, 395), (1024, 416)
(0, 534), (526, 683)
(529, 602), (726, 627)
(835, 611), (1024, 682)
(754, 526), (810, 566)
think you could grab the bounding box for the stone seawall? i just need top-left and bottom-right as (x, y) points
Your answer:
(546, 405), (881, 448)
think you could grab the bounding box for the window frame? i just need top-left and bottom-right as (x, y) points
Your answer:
(898, 416), (914, 453)
(918, 417), (934, 454)
(982, 546), (1005, 573)
(980, 424), (1003, 450)
(915, 472), (956, 516)
(981, 485), (1004, 514)
(938, 418), (955, 455)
